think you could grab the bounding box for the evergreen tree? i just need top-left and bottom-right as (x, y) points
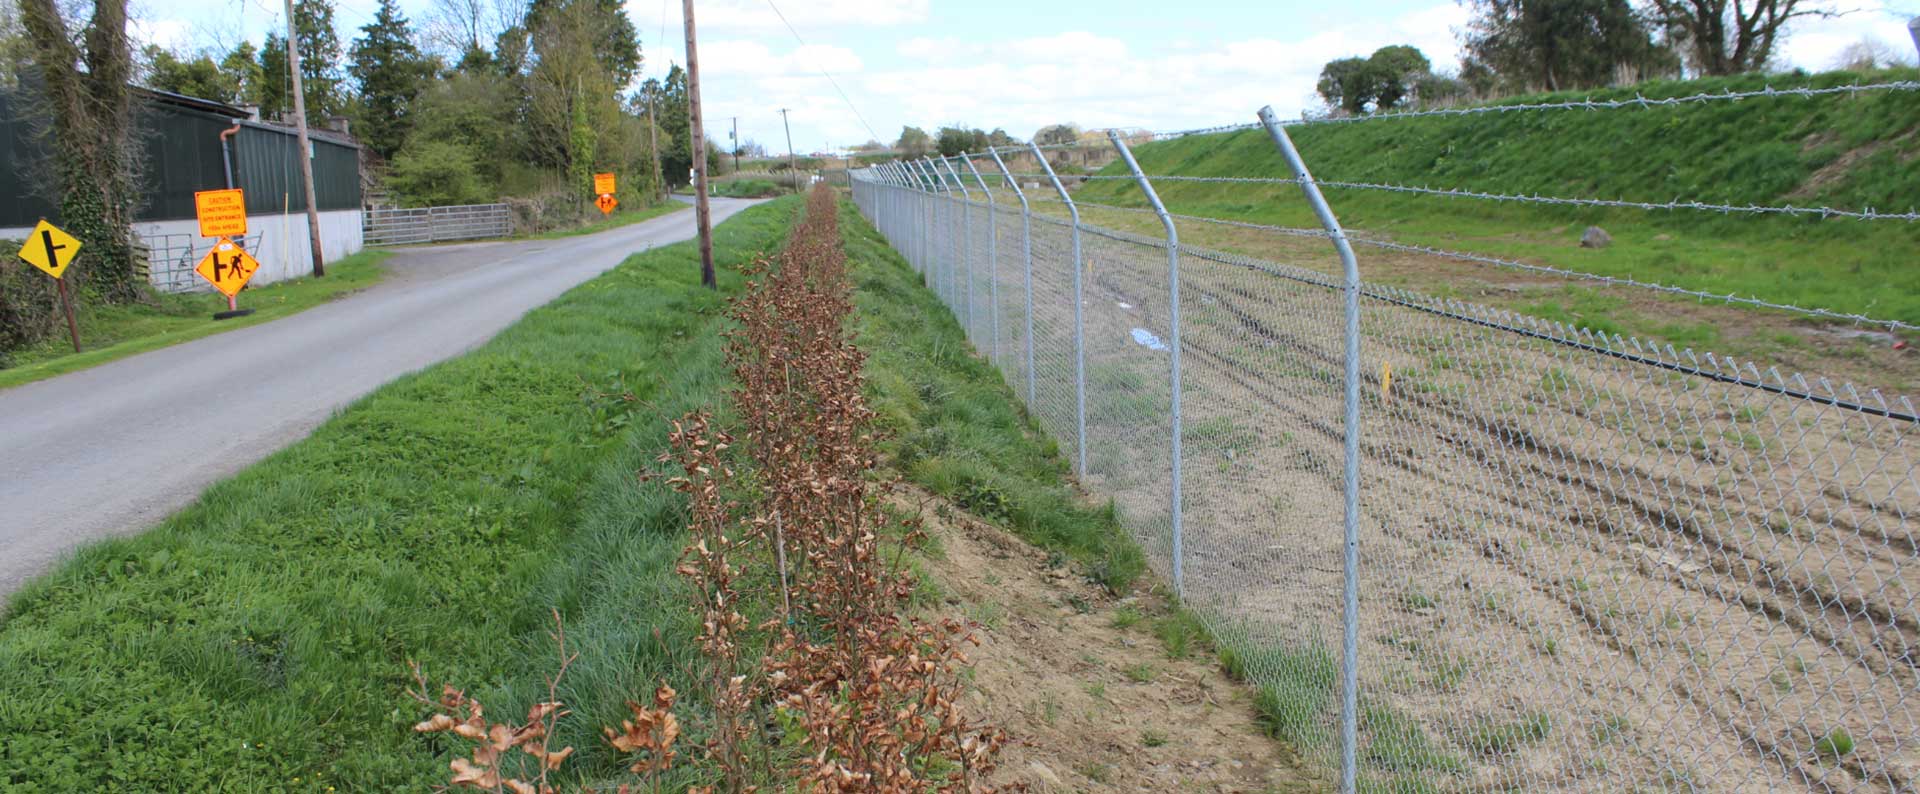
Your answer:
(292, 0), (343, 116)
(655, 64), (693, 187)
(221, 41), (263, 107)
(259, 34), (291, 118)
(348, 0), (430, 157)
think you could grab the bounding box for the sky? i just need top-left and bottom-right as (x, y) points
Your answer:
(135, 0), (1920, 154)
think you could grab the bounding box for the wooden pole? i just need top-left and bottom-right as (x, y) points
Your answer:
(284, 0), (327, 278)
(55, 277), (80, 353)
(682, 0), (715, 289)
(648, 93), (665, 201)
(779, 108), (797, 193)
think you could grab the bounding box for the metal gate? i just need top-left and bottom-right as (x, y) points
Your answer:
(363, 204), (513, 246)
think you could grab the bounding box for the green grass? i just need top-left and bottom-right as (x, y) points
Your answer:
(840, 200), (1147, 593)
(524, 199), (690, 240)
(1076, 70), (1920, 327)
(710, 178), (782, 198)
(0, 250), (389, 390)
(0, 197), (805, 792)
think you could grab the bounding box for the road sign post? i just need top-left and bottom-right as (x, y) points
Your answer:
(16, 219), (84, 352)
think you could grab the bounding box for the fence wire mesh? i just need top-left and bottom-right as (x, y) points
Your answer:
(854, 128), (1919, 793)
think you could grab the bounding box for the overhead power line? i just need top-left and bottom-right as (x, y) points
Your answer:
(759, 0), (884, 145)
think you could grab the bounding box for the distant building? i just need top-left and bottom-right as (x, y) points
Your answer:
(0, 87), (364, 291)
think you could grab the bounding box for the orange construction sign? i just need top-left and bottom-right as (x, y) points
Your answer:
(596, 193), (618, 215)
(593, 172), (616, 195)
(194, 188), (248, 237)
(193, 237), (261, 298)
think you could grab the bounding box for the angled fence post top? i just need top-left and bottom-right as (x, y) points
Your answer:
(962, 155), (994, 201)
(1028, 141), (1080, 222)
(941, 157), (972, 197)
(984, 147), (1027, 201)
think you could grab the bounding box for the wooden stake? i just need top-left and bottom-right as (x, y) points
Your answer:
(55, 276), (80, 353)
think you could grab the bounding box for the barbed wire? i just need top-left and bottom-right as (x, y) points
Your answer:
(1149, 80), (1920, 138)
(1010, 192), (1920, 331)
(1006, 173), (1920, 221)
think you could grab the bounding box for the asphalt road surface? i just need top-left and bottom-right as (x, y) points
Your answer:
(0, 197), (762, 599)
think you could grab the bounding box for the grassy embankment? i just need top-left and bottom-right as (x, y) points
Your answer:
(0, 198), (802, 792)
(0, 250), (388, 390)
(1071, 70), (1920, 361)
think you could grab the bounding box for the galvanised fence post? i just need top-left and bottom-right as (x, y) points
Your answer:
(917, 160), (940, 283)
(922, 157), (947, 304)
(1259, 105), (1364, 794)
(986, 146), (1036, 405)
(925, 157), (952, 306)
(1031, 141), (1086, 475)
(963, 154), (1001, 364)
(1109, 130), (1185, 602)
(940, 157), (974, 335)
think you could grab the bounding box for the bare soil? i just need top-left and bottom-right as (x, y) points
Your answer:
(923, 202), (1919, 792)
(901, 488), (1324, 794)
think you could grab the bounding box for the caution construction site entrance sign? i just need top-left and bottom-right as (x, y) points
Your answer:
(194, 188), (248, 237)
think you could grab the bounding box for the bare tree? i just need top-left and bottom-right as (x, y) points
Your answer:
(1648, 0), (1833, 75)
(423, 0), (518, 58)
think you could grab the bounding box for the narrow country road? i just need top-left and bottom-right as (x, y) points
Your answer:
(0, 197), (763, 599)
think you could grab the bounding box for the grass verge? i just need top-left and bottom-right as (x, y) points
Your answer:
(0, 197), (803, 792)
(524, 199), (690, 240)
(0, 250), (389, 390)
(839, 198), (1146, 593)
(842, 196), (1465, 792)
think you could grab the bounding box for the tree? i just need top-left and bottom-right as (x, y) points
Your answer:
(987, 128), (1014, 147)
(934, 125), (987, 156)
(525, 0), (639, 85)
(259, 34), (292, 118)
(653, 66), (695, 187)
(1316, 56), (1375, 114)
(1033, 123), (1079, 146)
(1369, 45), (1430, 109)
(388, 139), (490, 205)
(1648, 0), (1829, 75)
(895, 125), (931, 156)
(1316, 46), (1432, 114)
(292, 0), (344, 116)
(349, 0), (432, 157)
(1462, 0), (1676, 91)
(144, 46), (236, 101)
(221, 42), (264, 106)
(18, 0), (143, 301)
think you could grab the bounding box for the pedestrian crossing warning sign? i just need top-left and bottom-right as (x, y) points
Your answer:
(194, 238), (260, 298)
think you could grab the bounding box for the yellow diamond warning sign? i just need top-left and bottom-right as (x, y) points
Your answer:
(596, 193), (618, 215)
(16, 219), (82, 279)
(593, 172), (616, 195)
(194, 188), (248, 237)
(194, 238), (261, 298)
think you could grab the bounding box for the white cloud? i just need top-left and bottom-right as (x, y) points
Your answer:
(863, 3), (1475, 141)
(654, 0), (928, 34)
(702, 40), (864, 77)
(1775, 0), (1918, 69)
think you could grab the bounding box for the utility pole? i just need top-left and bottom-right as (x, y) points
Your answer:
(682, 0), (715, 289)
(647, 92), (665, 201)
(779, 107), (797, 194)
(731, 116), (740, 173)
(283, 0), (326, 278)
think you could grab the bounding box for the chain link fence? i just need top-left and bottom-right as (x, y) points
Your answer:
(851, 115), (1918, 793)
